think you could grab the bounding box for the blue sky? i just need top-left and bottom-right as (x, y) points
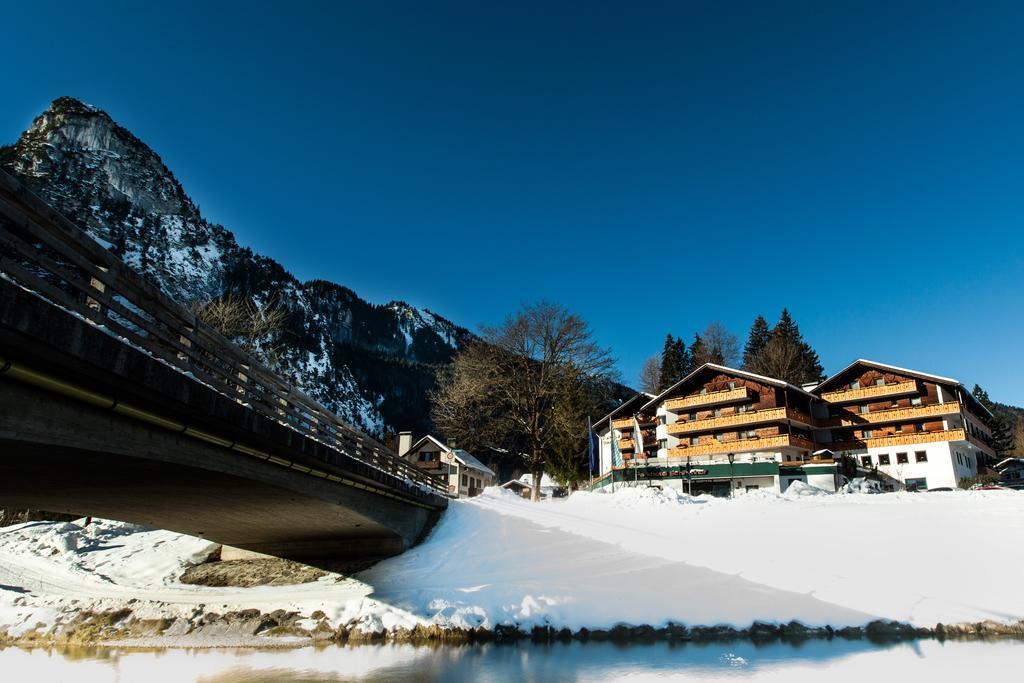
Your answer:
(3, 1), (1023, 404)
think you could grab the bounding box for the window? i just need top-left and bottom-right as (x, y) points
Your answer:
(659, 415), (666, 425)
(863, 429), (874, 438)
(879, 454), (891, 465)
(910, 397), (922, 406)
(860, 455), (872, 468)
(896, 452), (908, 464)
(689, 412), (697, 421)
(714, 434), (724, 442)
(859, 404), (869, 414)
(905, 477), (928, 492)
(728, 381), (736, 389)
(690, 437), (699, 446)
(851, 380), (860, 390)
(916, 423), (926, 433)
(743, 430), (758, 439)
(745, 485), (759, 492)
(915, 451), (927, 463)
(700, 387), (708, 395)
(461, 474), (468, 486)
(714, 408), (722, 417)
(875, 378), (885, 386)
(659, 439), (667, 450)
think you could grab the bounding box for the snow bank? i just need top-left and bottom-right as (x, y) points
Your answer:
(2, 488), (1023, 643)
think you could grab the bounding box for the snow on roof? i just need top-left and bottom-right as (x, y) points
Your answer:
(518, 473), (558, 489)
(995, 457), (1024, 469)
(640, 362), (818, 412)
(452, 449), (496, 477)
(816, 359), (959, 390)
(403, 434), (495, 476)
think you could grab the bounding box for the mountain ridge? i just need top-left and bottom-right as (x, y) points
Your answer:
(1, 96), (474, 437)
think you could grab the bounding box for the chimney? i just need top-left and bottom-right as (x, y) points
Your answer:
(398, 431), (413, 457)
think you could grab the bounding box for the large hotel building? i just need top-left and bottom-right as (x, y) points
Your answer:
(593, 360), (995, 495)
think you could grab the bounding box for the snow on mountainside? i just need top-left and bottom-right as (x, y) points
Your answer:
(0, 97), (474, 436)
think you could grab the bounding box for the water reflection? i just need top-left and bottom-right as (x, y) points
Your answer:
(2, 638), (1021, 682)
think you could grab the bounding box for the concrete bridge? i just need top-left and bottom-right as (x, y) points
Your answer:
(0, 169), (447, 569)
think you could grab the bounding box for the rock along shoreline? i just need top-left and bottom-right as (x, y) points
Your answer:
(3, 607), (1024, 649)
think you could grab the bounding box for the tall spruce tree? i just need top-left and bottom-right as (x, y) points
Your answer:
(745, 309), (825, 384)
(658, 335), (679, 391)
(689, 333), (709, 372)
(672, 337), (691, 380)
(742, 316), (771, 370)
(657, 334), (689, 390)
(972, 384), (1014, 459)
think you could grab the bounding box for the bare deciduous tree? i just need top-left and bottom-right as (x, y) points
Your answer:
(701, 321), (740, 367)
(431, 301), (616, 501)
(745, 335), (803, 382)
(639, 354), (661, 394)
(192, 294), (287, 367)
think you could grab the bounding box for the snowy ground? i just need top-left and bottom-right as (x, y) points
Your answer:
(1, 486), (1022, 643)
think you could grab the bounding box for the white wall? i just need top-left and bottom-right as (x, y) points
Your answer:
(856, 441), (970, 490)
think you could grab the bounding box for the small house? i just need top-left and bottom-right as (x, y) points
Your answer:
(398, 432), (496, 498)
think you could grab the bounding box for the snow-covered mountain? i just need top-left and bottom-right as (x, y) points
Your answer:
(1, 97), (474, 437)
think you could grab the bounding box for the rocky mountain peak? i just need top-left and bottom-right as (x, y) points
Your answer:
(2, 97), (473, 437)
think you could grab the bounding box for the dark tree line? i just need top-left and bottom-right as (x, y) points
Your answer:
(641, 309), (824, 392)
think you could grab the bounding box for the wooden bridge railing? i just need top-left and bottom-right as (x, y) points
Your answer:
(0, 169), (446, 495)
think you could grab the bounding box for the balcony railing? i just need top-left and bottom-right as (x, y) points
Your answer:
(830, 428), (966, 451)
(611, 417), (654, 429)
(665, 407), (816, 436)
(667, 433), (815, 459)
(663, 387), (751, 412)
(820, 380), (918, 404)
(824, 401), (960, 427)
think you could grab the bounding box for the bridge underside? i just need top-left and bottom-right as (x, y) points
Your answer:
(0, 379), (440, 570)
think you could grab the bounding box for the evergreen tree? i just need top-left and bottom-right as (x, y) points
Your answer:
(673, 337), (691, 379)
(742, 316), (771, 370)
(658, 335), (679, 391)
(745, 309), (825, 384)
(657, 335), (689, 390)
(972, 384), (1014, 459)
(689, 333), (709, 372)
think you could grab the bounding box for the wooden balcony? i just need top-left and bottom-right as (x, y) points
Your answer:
(611, 417), (654, 429)
(830, 428), (966, 451)
(415, 460), (444, 471)
(780, 457), (836, 467)
(824, 401), (960, 427)
(820, 380), (918, 404)
(667, 434), (815, 459)
(663, 386), (751, 412)
(619, 437), (655, 452)
(664, 407), (815, 436)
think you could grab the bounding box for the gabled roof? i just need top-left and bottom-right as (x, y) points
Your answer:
(813, 359), (958, 392)
(594, 391), (657, 426)
(640, 363), (818, 412)
(404, 434), (495, 477)
(812, 359), (993, 418)
(452, 449), (496, 477)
